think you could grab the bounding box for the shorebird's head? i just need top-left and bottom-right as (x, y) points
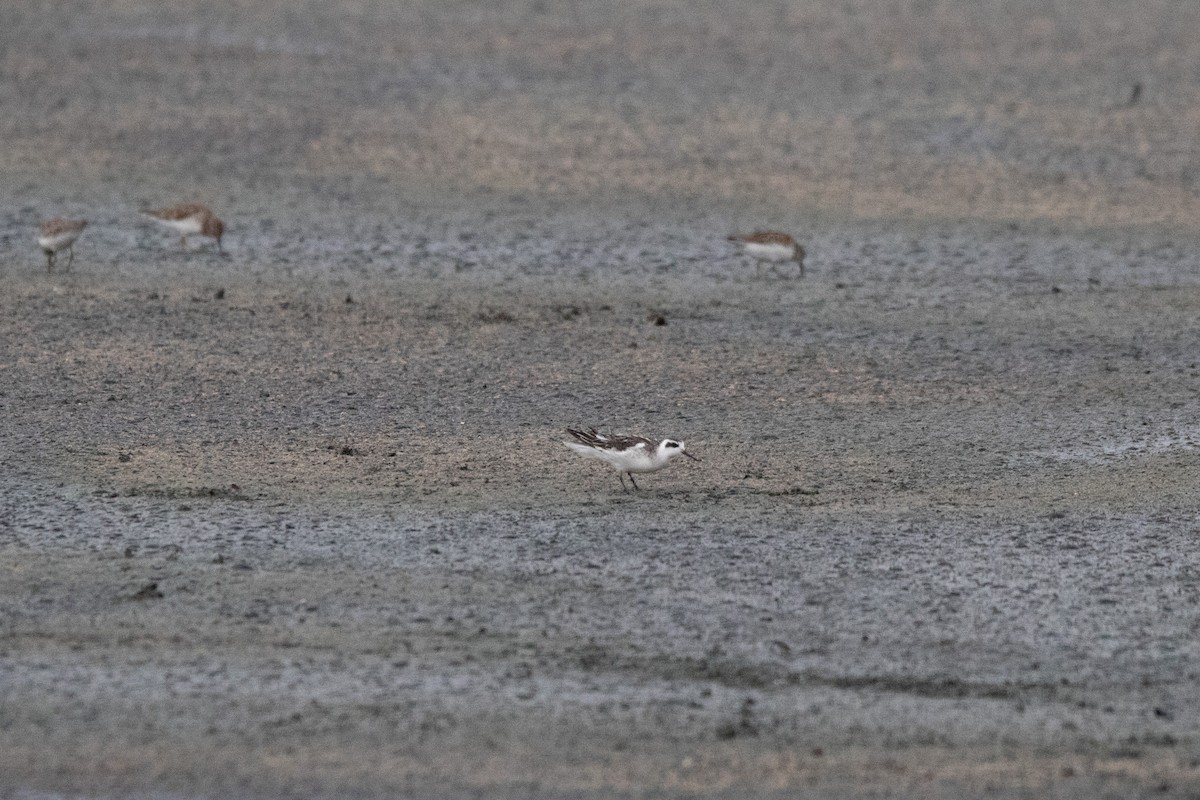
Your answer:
(659, 439), (700, 463)
(204, 215), (225, 252)
(204, 215), (225, 240)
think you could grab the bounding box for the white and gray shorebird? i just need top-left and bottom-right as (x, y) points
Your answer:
(728, 230), (806, 277)
(37, 218), (87, 271)
(563, 427), (699, 490)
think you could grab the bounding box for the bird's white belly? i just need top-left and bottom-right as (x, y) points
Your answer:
(157, 216), (204, 235)
(609, 449), (660, 473)
(570, 443), (658, 473)
(38, 233), (78, 252)
(743, 242), (794, 261)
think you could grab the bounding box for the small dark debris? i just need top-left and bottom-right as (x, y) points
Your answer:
(124, 547), (135, 558)
(717, 698), (760, 739)
(715, 723), (739, 740)
(766, 486), (819, 496)
(131, 582), (163, 600)
(1154, 706), (1174, 720)
(214, 288), (226, 300)
(340, 445), (362, 456)
(118, 452), (132, 463)
(811, 747), (824, 757)
(345, 295), (354, 304)
(1129, 82), (1142, 106)
(212, 554), (225, 564)
(1051, 285), (1062, 294)
(476, 307), (515, 323)
(1061, 766), (1075, 778)
(648, 312), (667, 326)
(232, 562), (253, 571)
(557, 305), (582, 321)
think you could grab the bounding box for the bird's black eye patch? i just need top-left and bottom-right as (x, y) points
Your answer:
(666, 442), (679, 448)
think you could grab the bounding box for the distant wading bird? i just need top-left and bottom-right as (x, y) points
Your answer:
(143, 203), (225, 253)
(728, 231), (806, 277)
(37, 218), (87, 271)
(563, 428), (699, 490)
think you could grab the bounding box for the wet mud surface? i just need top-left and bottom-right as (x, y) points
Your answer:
(3, 2), (1200, 798)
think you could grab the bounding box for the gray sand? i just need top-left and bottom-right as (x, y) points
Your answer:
(3, 2), (1200, 797)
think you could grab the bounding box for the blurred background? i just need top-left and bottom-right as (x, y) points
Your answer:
(6, 0), (1200, 230)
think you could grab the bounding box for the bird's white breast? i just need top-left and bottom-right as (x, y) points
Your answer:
(569, 441), (659, 472)
(610, 445), (665, 473)
(38, 232), (79, 252)
(743, 242), (794, 261)
(153, 216), (204, 235)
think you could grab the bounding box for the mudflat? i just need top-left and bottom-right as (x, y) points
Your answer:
(3, 2), (1200, 798)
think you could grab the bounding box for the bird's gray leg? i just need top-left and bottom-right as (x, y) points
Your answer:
(180, 236), (187, 250)
(628, 473), (640, 490)
(66, 245), (75, 270)
(46, 252), (54, 271)
(618, 473), (628, 491)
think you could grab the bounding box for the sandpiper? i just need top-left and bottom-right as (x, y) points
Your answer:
(143, 203), (225, 253)
(728, 231), (806, 277)
(37, 218), (87, 271)
(564, 427), (699, 490)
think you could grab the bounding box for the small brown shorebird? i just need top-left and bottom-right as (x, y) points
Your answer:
(37, 218), (88, 271)
(563, 427), (699, 491)
(728, 231), (806, 277)
(143, 203), (225, 253)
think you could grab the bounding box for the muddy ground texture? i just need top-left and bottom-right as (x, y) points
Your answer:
(4, 1), (1200, 798)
